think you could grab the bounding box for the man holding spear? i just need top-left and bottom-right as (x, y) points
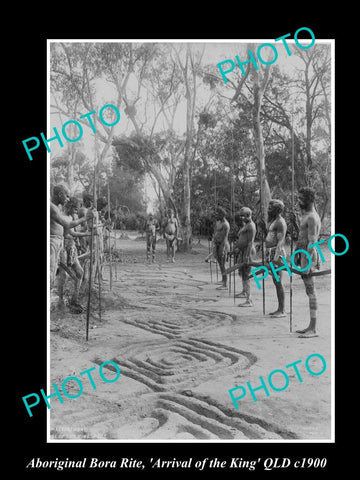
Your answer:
(230, 207), (256, 307)
(50, 185), (91, 292)
(291, 187), (322, 338)
(58, 196), (97, 313)
(263, 199), (287, 318)
(212, 207), (230, 290)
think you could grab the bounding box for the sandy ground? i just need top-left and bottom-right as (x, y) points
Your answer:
(49, 234), (332, 441)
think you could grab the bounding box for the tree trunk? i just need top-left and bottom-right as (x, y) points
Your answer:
(252, 66), (271, 223)
(180, 71), (194, 251)
(178, 45), (196, 252)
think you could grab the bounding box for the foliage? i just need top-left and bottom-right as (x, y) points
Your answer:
(50, 42), (332, 238)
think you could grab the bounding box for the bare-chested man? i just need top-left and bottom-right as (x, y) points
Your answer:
(50, 185), (90, 293)
(233, 207), (256, 307)
(212, 207), (230, 289)
(292, 187), (322, 338)
(82, 192), (103, 282)
(58, 197), (95, 313)
(265, 199), (287, 317)
(145, 213), (160, 263)
(164, 208), (179, 263)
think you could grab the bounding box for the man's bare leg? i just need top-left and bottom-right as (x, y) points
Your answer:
(146, 236), (152, 263)
(269, 271), (286, 317)
(68, 259), (84, 313)
(216, 252), (228, 289)
(57, 263), (67, 310)
(296, 275), (318, 336)
(152, 238), (156, 263)
(166, 239), (170, 262)
(238, 268), (253, 307)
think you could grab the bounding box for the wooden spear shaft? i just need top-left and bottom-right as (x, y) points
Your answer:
(208, 238), (213, 283)
(290, 113), (295, 333)
(259, 175), (266, 315)
(107, 179), (112, 290)
(229, 241), (232, 296)
(114, 199), (118, 280)
(92, 129), (102, 323)
(85, 157), (97, 341)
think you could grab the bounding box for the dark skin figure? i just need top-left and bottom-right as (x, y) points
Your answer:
(233, 207), (256, 307)
(213, 207), (230, 289)
(265, 200), (287, 317)
(292, 188), (321, 338)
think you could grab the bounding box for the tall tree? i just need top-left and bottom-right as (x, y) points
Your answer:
(295, 45), (331, 178)
(50, 42), (131, 194)
(250, 54), (272, 222)
(172, 44), (205, 250)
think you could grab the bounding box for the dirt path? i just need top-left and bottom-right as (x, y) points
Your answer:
(49, 236), (332, 441)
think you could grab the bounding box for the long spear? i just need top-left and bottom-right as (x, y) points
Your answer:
(96, 225), (102, 322)
(114, 199), (118, 280)
(107, 178), (112, 291)
(85, 151), (97, 341)
(228, 241), (232, 296)
(233, 252), (236, 304)
(289, 113), (295, 333)
(94, 129), (102, 323)
(259, 175), (266, 315)
(208, 238), (213, 283)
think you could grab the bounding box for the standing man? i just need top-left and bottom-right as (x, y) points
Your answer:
(145, 213), (160, 263)
(58, 197), (95, 313)
(82, 192), (103, 282)
(212, 207), (230, 290)
(232, 207), (256, 307)
(264, 199), (287, 317)
(164, 208), (179, 263)
(292, 187), (322, 338)
(50, 185), (90, 292)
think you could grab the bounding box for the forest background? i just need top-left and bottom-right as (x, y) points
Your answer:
(49, 40), (332, 249)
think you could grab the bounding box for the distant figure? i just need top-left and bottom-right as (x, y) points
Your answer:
(212, 207), (230, 290)
(164, 208), (179, 263)
(145, 213), (160, 263)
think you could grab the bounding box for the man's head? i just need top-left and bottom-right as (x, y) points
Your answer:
(298, 187), (315, 210)
(216, 206), (226, 221)
(82, 192), (93, 208)
(167, 208), (174, 217)
(53, 184), (70, 206)
(66, 196), (81, 216)
(78, 207), (87, 218)
(268, 199), (284, 220)
(148, 212), (153, 220)
(97, 197), (108, 212)
(234, 213), (243, 227)
(238, 206), (252, 223)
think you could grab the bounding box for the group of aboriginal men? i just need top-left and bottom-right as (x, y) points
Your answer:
(50, 183), (182, 314)
(50, 184), (108, 314)
(208, 186), (322, 339)
(50, 182), (323, 338)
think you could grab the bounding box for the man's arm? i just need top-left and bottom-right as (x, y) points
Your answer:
(274, 219), (287, 261)
(70, 229), (98, 237)
(219, 221), (230, 247)
(50, 203), (88, 229)
(243, 223), (256, 262)
(306, 215), (318, 251)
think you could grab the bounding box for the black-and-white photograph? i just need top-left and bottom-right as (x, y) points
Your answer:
(47, 38), (334, 443)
